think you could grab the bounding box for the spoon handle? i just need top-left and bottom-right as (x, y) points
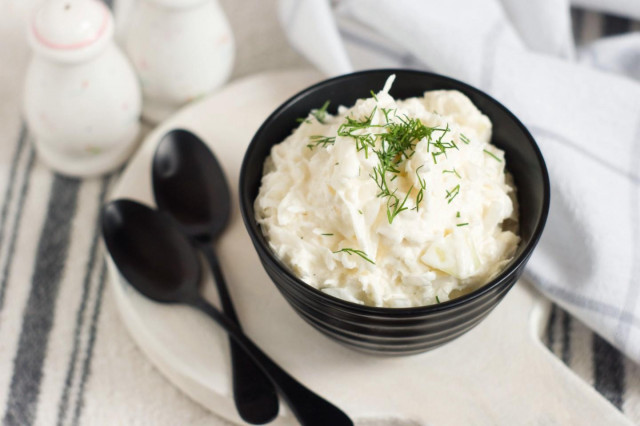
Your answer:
(200, 244), (240, 321)
(193, 296), (353, 426)
(199, 244), (279, 424)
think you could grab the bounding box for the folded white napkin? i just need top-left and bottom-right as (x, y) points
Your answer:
(278, 0), (640, 364)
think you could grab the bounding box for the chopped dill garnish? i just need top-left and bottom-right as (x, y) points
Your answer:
(436, 295), (441, 303)
(311, 100), (331, 124)
(307, 135), (336, 149)
(358, 209), (363, 214)
(445, 184), (460, 204)
(370, 90), (378, 101)
(414, 165), (427, 211)
(296, 117), (311, 124)
(426, 125), (459, 163)
(430, 124), (454, 156)
(385, 187), (412, 223)
(337, 107), (380, 157)
(315, 101), (466, 223)
(381, 108), (395, 124)
(442, 168), (461, 179)
(321, 233), (334, 236)
(456, 222), (469, 227)
(483, 149), (502, 162)
(456, 211), (460, 218)
(460, 133), (470, 144)
(352, 109), (433, 222)
(369, 116), (433, 223)
(333, 248), (375, 264)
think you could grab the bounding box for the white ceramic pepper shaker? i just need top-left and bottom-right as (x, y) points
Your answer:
(23, 0), (142, 177)
(123, 0), (234, 123)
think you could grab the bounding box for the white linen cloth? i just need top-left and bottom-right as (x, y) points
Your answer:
(278, 0), (640, 365)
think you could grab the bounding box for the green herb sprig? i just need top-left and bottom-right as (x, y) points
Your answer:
(381, 107), (396, 123)
(307, 135), (336, 149)
(414, 165), (427, 211)
(442, 168), (461, 179)
(368, 115), (439, 222)
(445, 184), (460, 204)
(483, 149), (502, 162)
(311, 100), (331, 124)
(337, 107), (381, 157)
(311, 91), (469, 222)
(333, 248), (375, 264)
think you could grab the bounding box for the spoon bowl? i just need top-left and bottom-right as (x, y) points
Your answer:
(101, 199), (199, 304)
(153, 129), (231, 240)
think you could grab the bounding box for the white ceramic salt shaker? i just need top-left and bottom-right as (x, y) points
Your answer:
(23, 0), (141, 177)
(124, 0), (234, 123)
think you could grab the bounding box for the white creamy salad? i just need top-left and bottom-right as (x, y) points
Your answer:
(255, 76), (519, 307)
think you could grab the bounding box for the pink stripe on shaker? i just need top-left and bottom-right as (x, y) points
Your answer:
(31, 0), (109, 51)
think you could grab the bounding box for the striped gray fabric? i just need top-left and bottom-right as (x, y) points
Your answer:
(5, 174), (81, 426)
(0, 1), (637, 425)
(542, 10), (640, 420)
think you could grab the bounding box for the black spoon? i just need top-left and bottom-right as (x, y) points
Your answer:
(102, 199), (353, 426)
(152, 129), (278, 424)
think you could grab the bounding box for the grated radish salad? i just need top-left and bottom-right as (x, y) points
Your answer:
(255, 76), (519, 307)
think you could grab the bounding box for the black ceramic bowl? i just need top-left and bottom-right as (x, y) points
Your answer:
(239, 69), (550, 355)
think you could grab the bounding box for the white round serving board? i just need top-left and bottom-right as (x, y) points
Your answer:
(106, 69), (631, 425)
